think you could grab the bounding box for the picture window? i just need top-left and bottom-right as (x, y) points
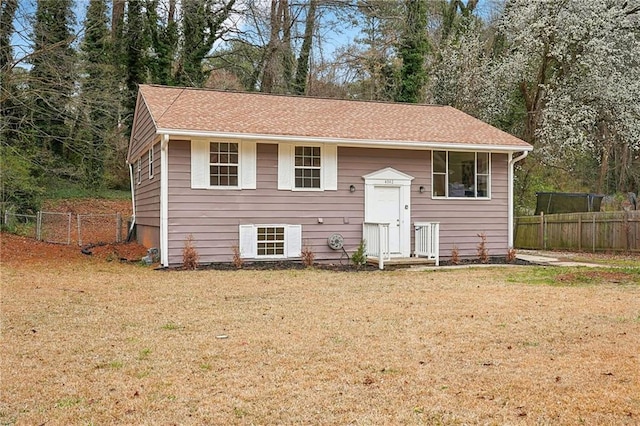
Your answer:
(432, 151), (490, 198)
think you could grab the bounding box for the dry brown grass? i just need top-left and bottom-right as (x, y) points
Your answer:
(2, 253), (639, 424)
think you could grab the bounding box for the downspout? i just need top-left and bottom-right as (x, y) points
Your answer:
(127, 162), (136, 241)
(160, 134), (170, 267)
(508, 151), (529, 248)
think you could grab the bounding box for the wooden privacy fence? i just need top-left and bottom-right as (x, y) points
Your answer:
(515, 211), (640, 252)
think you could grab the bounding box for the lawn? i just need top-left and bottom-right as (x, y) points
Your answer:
(1, 239), (639, 424)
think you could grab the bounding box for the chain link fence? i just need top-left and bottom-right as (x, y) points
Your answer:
(38, 212), (72, 245)
(3, 210), (129, 246)
(77, 213), (125, 247)
(3, 211), (38, 239)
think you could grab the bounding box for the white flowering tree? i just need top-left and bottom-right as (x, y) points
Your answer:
(495, 0), (640, 194)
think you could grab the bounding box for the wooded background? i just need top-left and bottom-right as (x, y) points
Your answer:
(1, 0), (639, 214)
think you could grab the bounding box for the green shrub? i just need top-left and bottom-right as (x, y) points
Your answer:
(351, 240), (367, 268)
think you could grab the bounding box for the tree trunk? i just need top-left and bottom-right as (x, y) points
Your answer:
(597, 122), (611, 193)
(261, 0), (287, 93)
(111, 0), (125, 38)
(293, 0), (317, 95)
(168, 0), (176, 24)
(519, 42), (552, 144)
(281, 1), (294, 91)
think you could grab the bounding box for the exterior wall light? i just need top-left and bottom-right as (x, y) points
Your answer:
(349, 185), (356, 192)
(419, 186), (426, 193)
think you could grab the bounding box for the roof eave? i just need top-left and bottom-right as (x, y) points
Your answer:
(155, 128), (533, 153)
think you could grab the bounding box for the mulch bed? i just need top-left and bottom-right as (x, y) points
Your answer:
(169, 256), (533, 272)
(167, 260), (380, 272)
(439, 256), (532, 267)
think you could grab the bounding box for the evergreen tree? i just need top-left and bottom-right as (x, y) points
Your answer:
(175, 0), (237, 87)
(348, 1), (402, 101)
(146, 0), (178, 86)
(1, 0), (18, 129)
(0, 0), (16, 80)
(78, 0), (119, 188)
(395, 0), (429, 103)
(0, 0), (43, 212)
(123, 0), (149, 125)
(29, 0), (77, 161)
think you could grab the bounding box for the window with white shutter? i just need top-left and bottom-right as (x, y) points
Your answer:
(191, 140), (256, 189)
(209, 142), (239, 186)
(278, 143), (337, 191)
(238, 224), (302, 259)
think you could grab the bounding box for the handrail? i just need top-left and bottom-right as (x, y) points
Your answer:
(414, 222), (440, 266)
(363, 222), (390, 270)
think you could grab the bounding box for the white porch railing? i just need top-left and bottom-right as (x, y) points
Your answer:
(414, 222), (440, 266)
(363, 222), (390, 270)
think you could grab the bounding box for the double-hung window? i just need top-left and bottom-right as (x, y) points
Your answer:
(209, 142), (239, 187)
(148, 147), (154, 180)
(277, 143), (337, 191)
(191, 140), (256, 189)
(432, 151), (490, 198)
(294, 146), (321, 189)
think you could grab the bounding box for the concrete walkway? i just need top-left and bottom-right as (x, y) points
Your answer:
(409, 251), (612, 271)
(514, 253), (608, 267)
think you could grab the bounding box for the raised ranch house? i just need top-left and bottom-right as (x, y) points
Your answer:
(127, 85), (532, 268)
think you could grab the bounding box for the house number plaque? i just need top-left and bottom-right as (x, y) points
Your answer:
(384, 179), (394, 184)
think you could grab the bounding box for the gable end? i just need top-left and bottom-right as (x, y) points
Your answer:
(128, 91), (159, 164)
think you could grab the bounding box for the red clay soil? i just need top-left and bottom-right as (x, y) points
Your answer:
(0, 233), (149, 266)
(41, 198), (133, 215)
(2, 198), (146, 266)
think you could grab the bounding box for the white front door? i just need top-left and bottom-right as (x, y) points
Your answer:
(363, 167), (414, 257)
(370, 186), (401, 254)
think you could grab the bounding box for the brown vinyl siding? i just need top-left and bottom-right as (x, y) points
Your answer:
(424, 153), (509, 257)
(127, 97), (158, 163)
(165, 140), (510, 265)
(167, 141), (362, 264)
(134, 142), (160, 248)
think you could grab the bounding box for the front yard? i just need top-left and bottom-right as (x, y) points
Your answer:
(1, 234), (639, 424)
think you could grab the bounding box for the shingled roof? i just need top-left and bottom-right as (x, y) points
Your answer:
(136, 84), (531, 151)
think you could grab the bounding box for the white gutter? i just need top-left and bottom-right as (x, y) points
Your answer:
(508, 150), (529, 248)
(160, 134), (170, 267)
(128, 162), (136, 240)
(156, 128), (533, 153)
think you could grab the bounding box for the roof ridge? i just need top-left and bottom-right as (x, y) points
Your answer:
(144, 83), (449, 109)
(138, 84), (531, 150)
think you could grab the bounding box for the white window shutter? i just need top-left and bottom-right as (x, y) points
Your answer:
(286, 225), (302, 257)
(239, 225), (256, 258)
(191, 140), (209, 188)
(278, 143), (293, 190)
(323, 143), (338, 191)
(240, 141), (257, 189)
